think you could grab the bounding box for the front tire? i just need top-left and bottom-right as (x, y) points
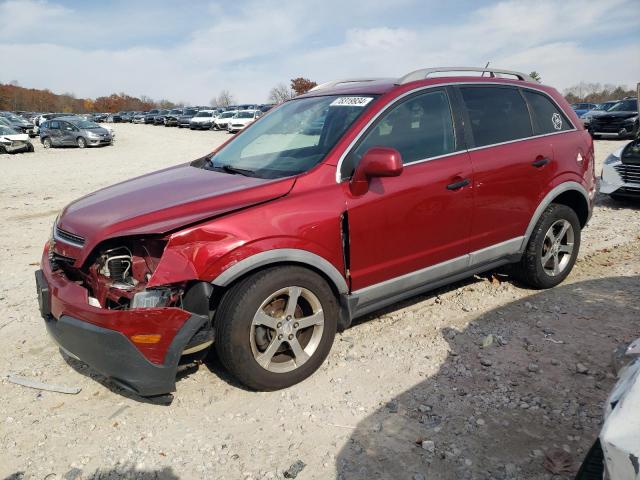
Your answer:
(77, 137), (87, 148)
(514, 204), (581, 289)
(215, 266), (338, 391)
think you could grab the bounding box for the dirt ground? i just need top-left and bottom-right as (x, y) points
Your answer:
(1, 125), (638, 480)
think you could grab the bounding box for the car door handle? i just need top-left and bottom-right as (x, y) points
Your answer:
(446, 178), (471, 190)
(532, 157), (550, 168)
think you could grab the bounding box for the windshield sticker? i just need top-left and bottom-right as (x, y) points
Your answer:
(552, 113), (563, 130)
(330, 97), (373, 107)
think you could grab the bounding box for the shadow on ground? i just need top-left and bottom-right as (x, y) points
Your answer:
(336, 275), (640, 480)
(4, 465), (179, 480)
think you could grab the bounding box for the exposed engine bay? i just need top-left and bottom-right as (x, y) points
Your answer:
(53, 238), (181, 310)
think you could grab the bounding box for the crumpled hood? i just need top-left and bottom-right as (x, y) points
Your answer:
(58, 162), (295, 253)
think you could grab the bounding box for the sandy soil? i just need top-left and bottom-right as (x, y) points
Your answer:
(0, 124), (638, 480)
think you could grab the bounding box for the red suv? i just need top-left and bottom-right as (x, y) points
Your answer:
(36, 67), (596, 396)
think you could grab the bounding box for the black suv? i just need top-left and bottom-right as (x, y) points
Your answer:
(589, 98), (638, 139)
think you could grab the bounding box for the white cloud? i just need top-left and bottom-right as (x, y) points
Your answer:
(1, 0), (638, 103)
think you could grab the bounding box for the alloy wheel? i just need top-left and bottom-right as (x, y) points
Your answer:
(250, 286), (325, 373)
(541, 219), (574, 276)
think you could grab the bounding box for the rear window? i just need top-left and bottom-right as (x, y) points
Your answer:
(460, 86), (532, 147)
(522, 90), (572, 135)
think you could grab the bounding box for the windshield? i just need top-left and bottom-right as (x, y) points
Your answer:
(608, 100), (637, 112)
(70, 120), (100, 129)
(220, 112), (236, 119)
(184, 109), (197, 115)
(236, 111), (255, 119)
(205, 94), (376, 179)
(170, 109), (182, 114)
(195, 111), (212, 117)
(0, 125), (18, 135)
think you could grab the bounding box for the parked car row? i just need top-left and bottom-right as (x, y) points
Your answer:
(573, 97), (638, 139)
(121, 104), (273, 133)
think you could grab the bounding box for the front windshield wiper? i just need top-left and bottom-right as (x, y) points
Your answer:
(206, 158), (257, 177)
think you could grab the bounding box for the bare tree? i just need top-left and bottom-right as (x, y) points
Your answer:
(209, 97), (218, 108)
(268, 83), (293, 104)
(529, 71), (541, 82)
(216, 90), (236, 108)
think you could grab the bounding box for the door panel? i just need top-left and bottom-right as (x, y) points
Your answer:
(467, 139), (552, 250)
(342, 88), (473, 291)
(345, 153), (473, 290)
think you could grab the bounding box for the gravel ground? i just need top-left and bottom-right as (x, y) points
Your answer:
(0, 125), (638, 480)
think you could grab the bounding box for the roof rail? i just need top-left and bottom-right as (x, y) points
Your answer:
(397, 67), (537, 85)
(309, 78), (389, 92)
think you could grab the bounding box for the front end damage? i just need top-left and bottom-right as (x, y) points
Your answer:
(38, 231), (216, 396)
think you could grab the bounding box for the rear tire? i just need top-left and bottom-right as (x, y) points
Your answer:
(513, 204), (581, 289)
(215, 266), (338, 391)
(42, 137), (52, 149)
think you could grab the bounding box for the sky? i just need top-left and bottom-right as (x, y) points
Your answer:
(1, 0), (639, 104)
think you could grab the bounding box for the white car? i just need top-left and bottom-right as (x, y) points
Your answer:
(189, 110), (216, 130)
(227, 109), (262, 133)
(600, 139), (640, 201)
(576, 338), (640, 480)
(212, 110), (238, 130)
(0, 125), (34, 153)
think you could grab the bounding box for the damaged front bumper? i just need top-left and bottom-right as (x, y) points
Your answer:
(35, 250), (208, 396)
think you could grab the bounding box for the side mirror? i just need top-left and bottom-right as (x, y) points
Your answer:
(349, 147), (403, 195)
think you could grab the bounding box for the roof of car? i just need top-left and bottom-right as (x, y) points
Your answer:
(299, 67), (545, 98)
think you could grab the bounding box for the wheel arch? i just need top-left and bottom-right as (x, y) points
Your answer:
(520, 181), (590, 252)
(211, 248), (348, 295)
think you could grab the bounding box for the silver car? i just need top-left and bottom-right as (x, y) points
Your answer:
(600, 139), (640, 200)
(39, 117), (113, 149)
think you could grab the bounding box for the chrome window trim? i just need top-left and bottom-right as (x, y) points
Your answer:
(335, 81), (577, 183)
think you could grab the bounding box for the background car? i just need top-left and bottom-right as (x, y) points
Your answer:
(0, 111), (36, 137)
(571, 102), (597, 117)
(600, 138), (640, 200)
(163, 108), (185, 127)
(132, 112), (147, 124)
(212, 110), (238, 130)
(227, 109), (262, 133)
(189, 109), (216, 130)
(144, 109), (160, 124)
(575, 338), (640, 480)
(106, 113), (123, 123)
(580, 100), (618, 128)
(589, 98), (638, 139)
(177, 108), (199, 128)
(153, 109), (170, 125)
(39, 117), (113, 148)
(0, 125), (34, 153)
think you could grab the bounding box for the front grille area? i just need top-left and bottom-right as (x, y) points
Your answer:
(614, 164), (640, 184)
(55, 226), (85, 246)
(591, 117), (631, 133)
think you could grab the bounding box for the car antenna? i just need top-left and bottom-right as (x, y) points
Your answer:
(481, 61), (490, 77)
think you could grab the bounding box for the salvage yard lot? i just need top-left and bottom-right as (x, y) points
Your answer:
(1, 125), (639, 479)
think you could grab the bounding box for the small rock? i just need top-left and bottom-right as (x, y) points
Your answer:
(64, 468), (82, 480)
(421, 440), (435, 453)
(386, 400), (398, 413)
(527, 363), (539, 373)
(480, 358), (493, 367)
(576, 363), (589, 374)
(476, 418), (485, 426)
(413, 475), (426, 480)
(283, 460), (306, 479)
(418, 405), (431, 413)
(550, 359), (559, 365)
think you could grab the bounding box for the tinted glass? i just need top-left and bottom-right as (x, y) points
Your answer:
(343, 90), (455, 177)
(609, 100), (637, 112)
(522, 90), (572, 135)
(461, 86), (532, 147)
(50, 121), (60, 129)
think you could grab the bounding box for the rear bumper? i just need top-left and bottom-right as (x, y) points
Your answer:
(35, 253), (208, 396)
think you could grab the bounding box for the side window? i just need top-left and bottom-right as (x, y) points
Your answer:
(522, 90), (573, 135)
(62, 122), (73, 131)
(460, 86), (532, 147)
(50, 121), (59, 129)
(342, 90), (455, 177)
